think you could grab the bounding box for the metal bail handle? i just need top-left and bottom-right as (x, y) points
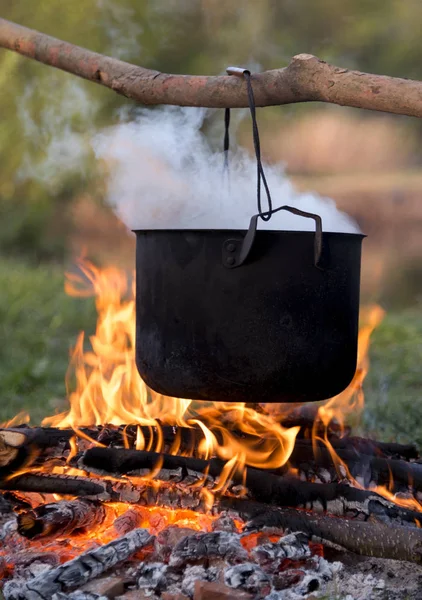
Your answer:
(222, 67), (324, 270)
(222, 206), (323, 269)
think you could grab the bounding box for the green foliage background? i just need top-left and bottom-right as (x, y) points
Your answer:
(0, 1), (421, 441)
(2, 0), (422, 260)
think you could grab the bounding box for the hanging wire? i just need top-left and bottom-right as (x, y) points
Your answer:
(223, 107), (230, 170)
(243, 71), (273, 220)
(223, 69), (273, 221)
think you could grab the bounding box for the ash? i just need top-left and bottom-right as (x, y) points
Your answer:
(2, 509), (422, 600)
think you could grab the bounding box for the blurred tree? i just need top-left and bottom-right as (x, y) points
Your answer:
(0, 0), (421, 261)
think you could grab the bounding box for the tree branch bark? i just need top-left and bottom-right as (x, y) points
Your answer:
(1, 18), (422, 116)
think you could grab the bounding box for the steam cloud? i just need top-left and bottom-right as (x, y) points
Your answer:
(18, 78), (97, 189)
(94, 107), (360, 234)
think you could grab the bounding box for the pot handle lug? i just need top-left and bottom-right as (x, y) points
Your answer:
(222, 206), (323, 269)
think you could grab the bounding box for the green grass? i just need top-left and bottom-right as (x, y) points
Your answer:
(0, 256), (421, 448)
(362, 309), (422, 447)
(0, 257), (96, 424)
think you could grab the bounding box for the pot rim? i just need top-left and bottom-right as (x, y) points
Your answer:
(132, 228), (366, 238)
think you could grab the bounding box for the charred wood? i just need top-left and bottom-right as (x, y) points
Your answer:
(168, 530), (248, 567)
(227, 499), (422, 564)
(1, 424), (416, 473)
(0, 427), (77, 449)
(2, 491), (37, 511)
(0, 473), (105, 497)
(0, 492), (13, 513)
(287, 442), (422, 492)
(17, 498), (107, 540)
(269, 404), (348, 437)
(293, 436), (419, 461)
(328, 437), (419, 461)
(3, 472), (208, 510)
(2, 528), (153, 600)
(81, 448), (422, 526)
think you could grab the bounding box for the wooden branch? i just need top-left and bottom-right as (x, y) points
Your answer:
(1, 18), (422, 116)
(230, 499), (422, 564)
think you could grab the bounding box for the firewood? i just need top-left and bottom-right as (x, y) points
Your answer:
(0, 426), (81, 478)
(81, 448), (422, 526)
(228, 498), (422, 564)
(291, 436), (419, 461)
(2, 528), (154, 600)
(0, 473), (105, 497)
(17, 498), (108, 540)
(286, 442), (422, 492)
(1, 424), (416, 478)
(0, 427), (92, 448)
(328, 437), (419, 461)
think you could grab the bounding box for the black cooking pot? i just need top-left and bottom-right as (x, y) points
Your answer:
(134, 216), (364, 403)
(135, 69), (364, 403)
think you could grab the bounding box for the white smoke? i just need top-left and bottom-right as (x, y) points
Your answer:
(96, 0), (143, 60)
(93, 107), (360, 233)
(17, 78), (96, 189)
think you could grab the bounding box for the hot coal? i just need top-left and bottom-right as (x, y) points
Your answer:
(169, 531), (248, 568)
(251, 532), (311, 568)
(2, 425), (422, 599)
(181, 564), (220, 597)
(17, 499), (107, 540)
(2, 528), (153, 600)
(224, 562), (271, 597)
(137, 562), (168, 591)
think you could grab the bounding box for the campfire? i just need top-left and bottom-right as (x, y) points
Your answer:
(1, 259), (422, 600)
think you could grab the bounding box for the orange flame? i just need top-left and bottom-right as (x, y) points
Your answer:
(316, 305), (385, 434)
(42, 259), (299, 479)
(310, 305), (422, 513)
(19, 259), (414, 513)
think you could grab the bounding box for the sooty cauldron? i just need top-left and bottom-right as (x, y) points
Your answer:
(134, 222), (364, 403)
(134, 68), (364, 403)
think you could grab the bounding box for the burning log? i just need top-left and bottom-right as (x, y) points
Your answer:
(17, 498), (107, 540)
(231, 499), (422, 564)
(1, 472), (208, 510)
(0, 427), (83, 478)
(0, 473), (105, 497)
(287, 442), (422, 492)
(326, 437), (419, 461)
(2, 528), (153, 600)
(1, 424), (417, 487)
(0, 427), (75, 449)
(11, 475), (422, 564)
(2, 423), (417, 462)
(80, 448), (422, 526)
